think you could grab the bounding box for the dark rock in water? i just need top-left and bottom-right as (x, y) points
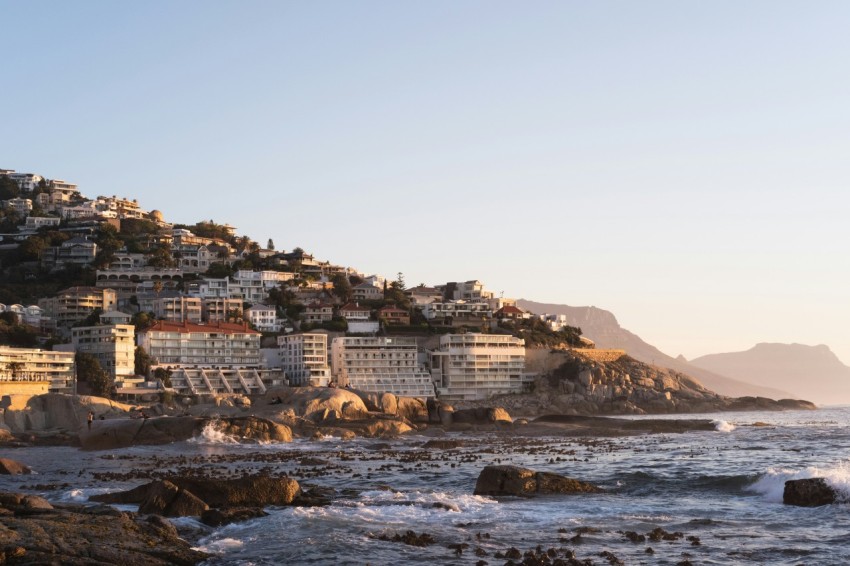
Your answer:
(138, 480), (209, 517)
(374, 530), (435, 547)
(422, 439), (464, 450)
(201, 507), (268, 527)
(452, 407), (511, 425)
(0, 493), (53, 513)
(0, 458), (32, 475)
(783, 477), (837, 506)
(0, 491), (208, 565)
(91, 474), (302, 510)
(167, 475), (301, 508)
(473, 465), (601, 496)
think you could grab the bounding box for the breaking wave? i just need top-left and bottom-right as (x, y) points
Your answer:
(712, 419), (736, 432)
(746, 462), (850, 503)
(188, 421), (240, 445)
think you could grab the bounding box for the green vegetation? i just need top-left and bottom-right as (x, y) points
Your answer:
(134, 346), (152, 377)
(0, 311), (39, 347)
(506, 317), (584, 349)
(75, 352), (111, 398)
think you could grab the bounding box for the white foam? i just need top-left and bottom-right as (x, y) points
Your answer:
(188, 421), (240, 445)
(747, 462), (850, 503)
(712, 419), (736, 432)
(193, 537), (245, 554)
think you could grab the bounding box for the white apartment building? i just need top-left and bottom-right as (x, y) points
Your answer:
(6, 172), (44, 192)
(277, 333), (331, 386)
(138, 320), (261, 367)
(24, 216), (61, 230)
(330, 336), (435, 398)
(72, 313), (135, 379)
(245, 304), (280, 332)
(233, 270), (295, 291)
(2, 198), (32, 216)
(421, 300), (493, 322)
(0, 346), (75, 393)
(437, 280), (494, 302)
(429, 333), (531, 401)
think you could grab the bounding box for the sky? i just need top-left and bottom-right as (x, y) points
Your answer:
(2, 1), (849, 364)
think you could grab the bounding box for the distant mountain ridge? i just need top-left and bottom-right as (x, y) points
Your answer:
(517, 300), (797, 400)
(689, 343), (850, 406)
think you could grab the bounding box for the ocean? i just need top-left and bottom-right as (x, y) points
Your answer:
(3, 407), (850, 565)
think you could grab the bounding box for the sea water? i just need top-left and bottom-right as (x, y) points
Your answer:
(3, 407), (850, 565)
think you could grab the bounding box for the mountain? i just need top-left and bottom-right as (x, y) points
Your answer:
(690, 343), (850, 406)
(517, 300), (797, 400)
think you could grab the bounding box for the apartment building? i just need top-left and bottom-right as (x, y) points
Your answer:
(138, 320), (261, 367)
(245, 304), (280, 332)
(41, 236), (98, 269)
(277, 333), (331, 386)
(429, 333), (530, 401)
(0, 346), (75, 393)
(38, 287), (118, 327)
(330, 336), (435, 397)
(203, 297), (243, 322)
(2, 198), (32, 216)
(421, 300), (492, 323)
(71, 312), (135, 379)
(5, 172), (44, 192)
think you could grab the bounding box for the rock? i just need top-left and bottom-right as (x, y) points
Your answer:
(380, 392), (398, 415)
(268, 388), (368, 422)
(80, 416), (290, 450)
(452, 407), (512, 425)
(0, 458), (32, 475)
(138, 480), (209, 517)
(422, 439), (464, 450)
(168, 475), (301, 507)
(783, 478), (837, 506)
(397, 396), (428, 422)
(0, 493), (53, 512)
(91, 483), (152, 505)
(200, 507), (268, 527)
(473, 465), (601, 496)
(0, 490), (208, 565)
(359, 420), (413, 438)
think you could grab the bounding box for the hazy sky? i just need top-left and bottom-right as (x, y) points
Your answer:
(3, 1), (849, 364)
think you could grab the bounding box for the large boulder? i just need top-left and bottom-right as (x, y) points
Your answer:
(397, 397), (428, 422)
(80, 416), (291, 450)
(473, 465), (601, 497)
(1, 393), (136, 433)
(269, 388), (369, 422)
(138, 480), (209, 517)
(783, 478), (838, 507)
(0, 458), (32, 475)
(166, 475), (301, 508)
(0, 491), (208, 565)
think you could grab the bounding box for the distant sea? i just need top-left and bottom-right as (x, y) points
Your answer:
(4, 407), (850, 565)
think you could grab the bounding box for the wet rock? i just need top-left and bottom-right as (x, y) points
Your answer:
(783, 477), (837, 506)
(0, 458), (32, 475)
(473, 465), (601, 496)
(0, 491), (208, 565)
(452, 407), (512, 425)
(200, 507), (268, 527)
(375, 530), (435, 547)
(422, 439), (464, 450)
(138, 480), (209, 517)
(624, 530), (646, 543)
(431, 501), (461, 512)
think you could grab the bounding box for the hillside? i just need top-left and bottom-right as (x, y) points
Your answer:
(517, 300), (797, 400)
(454, 349), (815, 417)
(690, 343), (850, 406)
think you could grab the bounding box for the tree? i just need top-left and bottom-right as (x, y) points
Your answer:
(153, 367), (172, 388)
(134, 346), (153, 377)
(147, 244), (176, 268)
(0, 176), (20, 200)
(331, 273), (352, 303)
(267, 239), (275, 251)
(75, 352), (111, 398)
(5, 362), (24, 380)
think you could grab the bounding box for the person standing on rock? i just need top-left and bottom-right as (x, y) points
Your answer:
(87, 411), (94, 431)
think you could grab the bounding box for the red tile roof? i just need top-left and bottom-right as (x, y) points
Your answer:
(496, 305), (525, 315)
(144, 320), (259, 335)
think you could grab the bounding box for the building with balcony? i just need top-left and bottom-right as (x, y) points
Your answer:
(38, 287), (118, 327)
(330, 336), (434, 397)
(245, 304), (280, 332)
(71, 312), (135, 379)
(429, 333), (530, 401)
(378, 305), (410, 326)
(351, 282), (383, 302)
(2, 198), (32, 216)
(138, 320), (261, 367)
(303, 303), (333, 324)
(0, 346), (75, 394)
(277, 333), (331, 386)
(41, 236), (98, 269)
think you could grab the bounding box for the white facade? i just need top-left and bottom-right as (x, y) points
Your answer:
(138, 320), (262, 367)
(330, 336), (434, 397)
(277, 333), (331, 386)
(421, 300), (493, 321)
(72, 322), (136, 378)
(6, 172), (44, 192)
(0, 346), (75, 392)
(2, 198), (32, 215)
(245, 304), (280, 332)
(429, 333), (530, 401)
(24, 216), (61, 230)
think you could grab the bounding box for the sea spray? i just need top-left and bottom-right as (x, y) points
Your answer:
(712, 419), (736, 432)
(188, 420), (240, 445)
(747, 462), (850, 503)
